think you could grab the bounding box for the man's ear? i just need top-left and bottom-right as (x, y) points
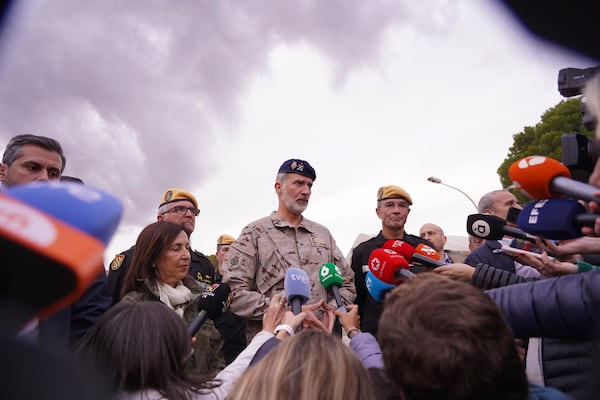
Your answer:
(0, 163), (7, 182)
(274, 181), (281, 194)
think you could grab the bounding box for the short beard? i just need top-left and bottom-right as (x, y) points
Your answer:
(282, 190), (308, 215)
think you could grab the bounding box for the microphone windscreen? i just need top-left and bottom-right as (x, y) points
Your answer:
(318, 262), (343, 289)
(382, 240), (415, 260)
(414, 243), (441, 261)
(284, 267), (310, 303)
(365, 271), (395, 303)
(7, 182), (122, 245)
(466, 214), (506, 240)
(517, 198), (587, 240)
(508, 156), (571, 199)
(196, 283), (232, 319)
(368, 248), (409, 284)
(0, 182), (123, 326)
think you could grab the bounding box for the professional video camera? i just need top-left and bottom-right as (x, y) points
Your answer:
(559, 66), (600, 182)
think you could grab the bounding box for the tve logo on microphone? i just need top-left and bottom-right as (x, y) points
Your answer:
(289, 270), (309, 284)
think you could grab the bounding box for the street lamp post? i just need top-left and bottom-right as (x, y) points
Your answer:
(427, 176), (478, 211)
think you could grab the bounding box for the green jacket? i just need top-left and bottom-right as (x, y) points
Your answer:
(122, 276), (225, 376)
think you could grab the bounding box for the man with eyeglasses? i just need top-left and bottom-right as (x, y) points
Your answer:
(107, 188), (217, 305)
(348, 185), (434, 335)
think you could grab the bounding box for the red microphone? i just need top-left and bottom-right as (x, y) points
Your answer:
(382, 240), (444, 268)
(368, 248), (413, 285)
(508, 156), (600, 203)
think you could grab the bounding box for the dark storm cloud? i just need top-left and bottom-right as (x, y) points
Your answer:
(0, 0), (455, 224)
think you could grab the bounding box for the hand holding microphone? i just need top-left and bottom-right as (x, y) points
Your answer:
(189, 283), (232, 337)
(263, 294), (305, 338)
(334, 305), (361, 339)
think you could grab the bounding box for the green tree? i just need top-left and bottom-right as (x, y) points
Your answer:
(498, 97), (594, 201)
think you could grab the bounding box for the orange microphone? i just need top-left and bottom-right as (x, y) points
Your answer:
(508, 155), (600, 202)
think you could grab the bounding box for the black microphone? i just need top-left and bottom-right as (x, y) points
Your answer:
(517, 198), (598, 240)
(466, 214), (538, 243)
(506, 206), (522, 225)
(188, 283), (231, 337)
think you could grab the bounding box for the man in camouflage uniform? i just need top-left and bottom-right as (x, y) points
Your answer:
(107, 188), (216, 304)
(221, 159), (355, 339)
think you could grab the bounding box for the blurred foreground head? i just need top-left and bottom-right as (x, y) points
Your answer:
(228, 330), (375, 400)
(378, 274), (528, 400)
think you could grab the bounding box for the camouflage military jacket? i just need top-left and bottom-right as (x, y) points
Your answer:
(121, 277), (225, 376)
(221, 212), (355, 320)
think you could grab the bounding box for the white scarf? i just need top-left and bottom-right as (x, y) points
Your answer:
(156, 280), (193, 317)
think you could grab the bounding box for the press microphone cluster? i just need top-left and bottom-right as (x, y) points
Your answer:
(368, 247), (413, 285)
(189, 283), (232, 337)
(382, 240), (444, 268)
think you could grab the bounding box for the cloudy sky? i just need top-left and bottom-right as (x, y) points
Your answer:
(0, 0), (594, 262)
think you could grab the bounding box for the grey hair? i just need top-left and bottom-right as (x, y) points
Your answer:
(477, 190), (507, 213)
(2, 134), (66, 171)
(276, 172), (288, 183)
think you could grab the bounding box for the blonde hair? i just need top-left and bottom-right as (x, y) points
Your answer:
(227, 331), (375, 400)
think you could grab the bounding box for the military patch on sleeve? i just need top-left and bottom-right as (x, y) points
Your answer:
(230, 255), (239, 266)
(110, 254), (125, 271)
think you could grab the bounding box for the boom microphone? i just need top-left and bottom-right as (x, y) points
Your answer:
(517, 198), (598, 240)
(188, 283), (232, 337)
(365, 271), (395, 303)
(508, 155), (600, 203)
(467, 214), (538, 243)
(368, 248), (414, 285)
(382, 240), (444, 268)
(284, 267), (310, 315)
(319, 262), (347, 311)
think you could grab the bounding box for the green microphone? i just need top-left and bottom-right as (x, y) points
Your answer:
(319, 262), (347, 312)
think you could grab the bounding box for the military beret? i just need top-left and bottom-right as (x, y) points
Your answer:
(377, 185), (413, 205)
(278, 159), (316, 181)
(159, 188), (198, 210)
(217, 234), (235, 246)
